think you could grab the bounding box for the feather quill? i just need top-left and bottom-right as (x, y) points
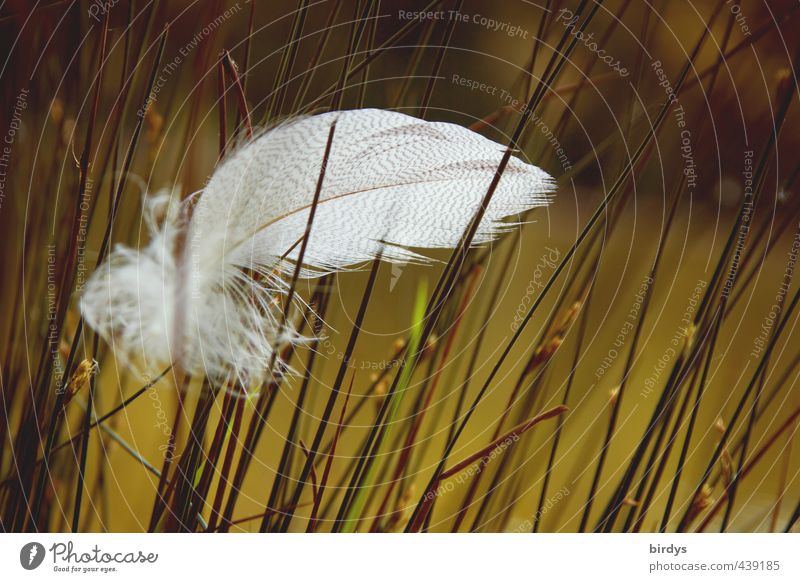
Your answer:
(80, 109), (555, 385)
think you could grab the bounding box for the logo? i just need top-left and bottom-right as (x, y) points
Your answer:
(20, 542), (46, 570)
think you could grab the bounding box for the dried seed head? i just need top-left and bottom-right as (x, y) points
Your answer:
(713, 418), (733, 483)
(61, 118), (76, 147)
(686, 483), (715, 525)
(720, 449), (734, 486)
(698, 484), (714, 509)
(373, 379), (388, 412)
(58, 340), (71, 361)
(386, 484), (418, 532)
(50, 98), (64, 124)
(558, 300), (583, 329)
(145, 108), (164, 144)
(422, 333), (438, 359)
(776, 68), (792, 99)
(63, 359), (99, 406)
(525, 335), (563, 374)
(399, 483), (417, 507)
(683, 323), (697, 350)
(609, 386), (620, 406)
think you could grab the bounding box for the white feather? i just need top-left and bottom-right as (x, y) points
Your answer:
(80, 109), (555, 385)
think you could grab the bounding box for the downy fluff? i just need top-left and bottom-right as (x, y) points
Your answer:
(80, 109), (555, 386)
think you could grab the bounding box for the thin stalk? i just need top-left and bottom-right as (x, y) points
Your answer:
(278, 255), (382, 531)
